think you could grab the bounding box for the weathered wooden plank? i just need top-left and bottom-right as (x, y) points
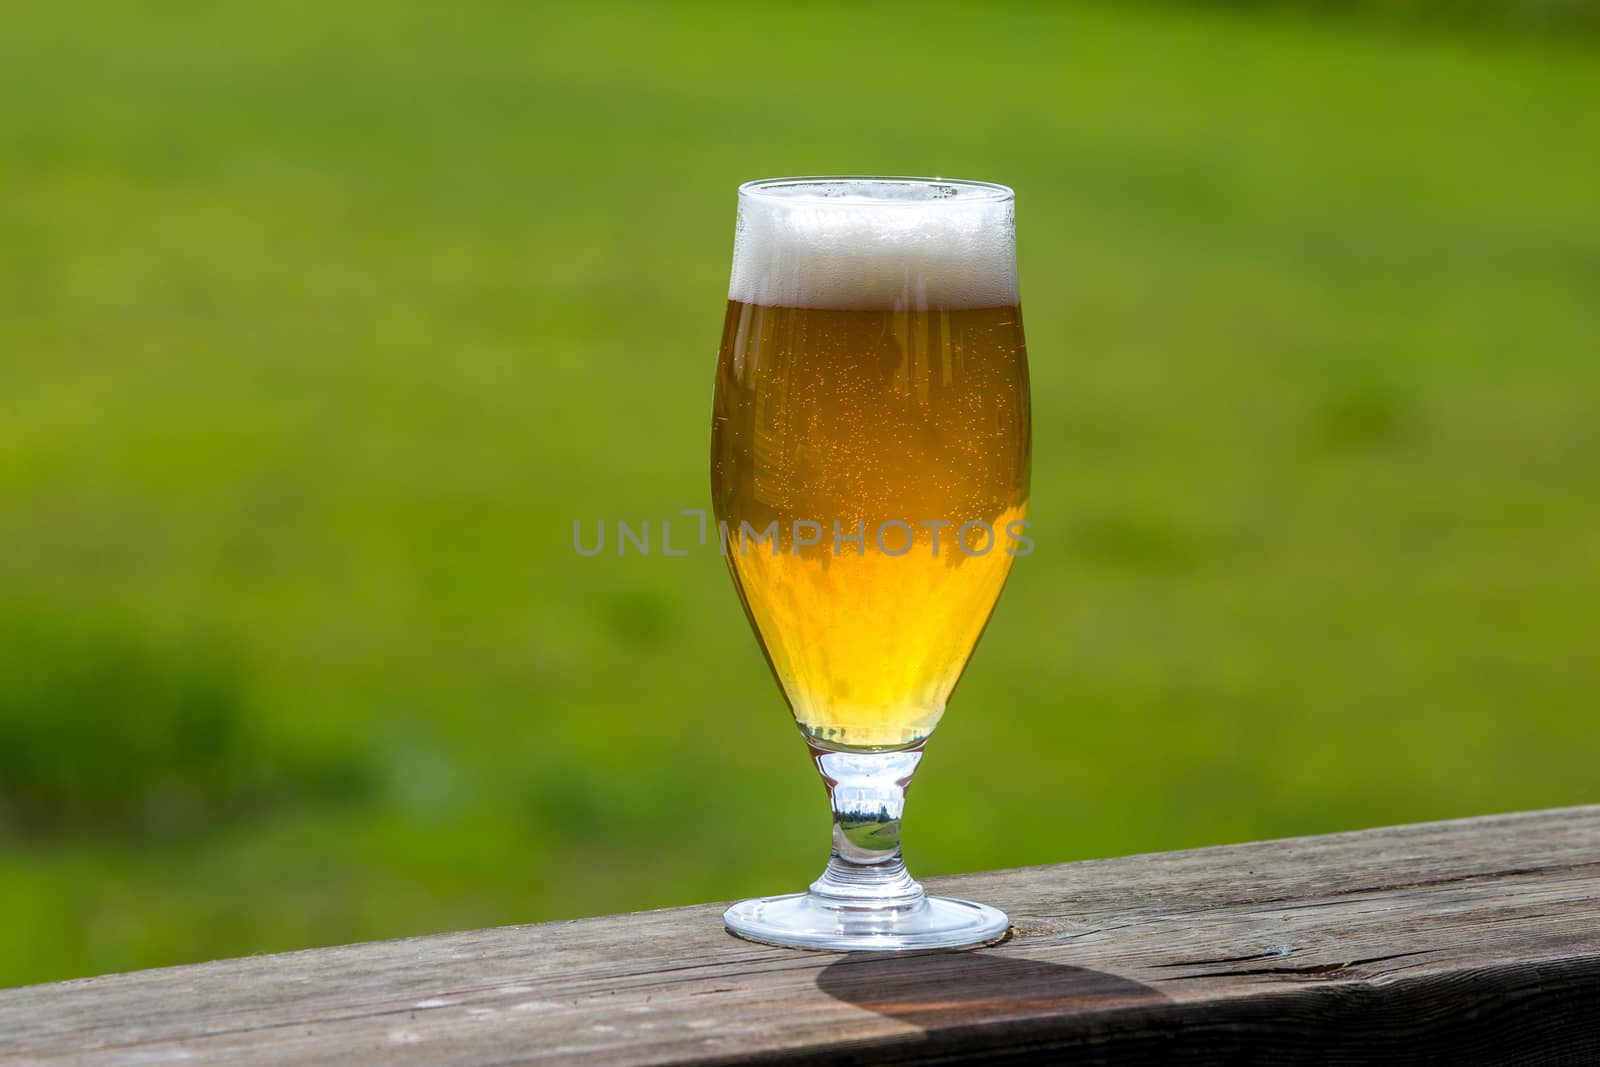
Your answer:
(3, 806), (1598, 1065)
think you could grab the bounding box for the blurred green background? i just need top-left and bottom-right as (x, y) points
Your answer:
(2, 0), (1597, 988)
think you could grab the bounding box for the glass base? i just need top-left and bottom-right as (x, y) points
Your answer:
(724, 891), (1010, 952)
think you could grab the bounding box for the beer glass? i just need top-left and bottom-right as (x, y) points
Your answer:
(711, 177), (1031, 950)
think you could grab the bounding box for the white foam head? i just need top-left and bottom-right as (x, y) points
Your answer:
(729, 178), (1018, 311)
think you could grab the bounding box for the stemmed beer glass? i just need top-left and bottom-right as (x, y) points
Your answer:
(711, 177), (1031, 951)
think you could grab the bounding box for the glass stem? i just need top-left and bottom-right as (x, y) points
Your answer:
(807, 744), (927, 910)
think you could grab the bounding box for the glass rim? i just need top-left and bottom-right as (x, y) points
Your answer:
(738, 175), (1015, 205)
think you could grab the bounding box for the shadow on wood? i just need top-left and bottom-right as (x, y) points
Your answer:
(814, 951), (1165, 1031)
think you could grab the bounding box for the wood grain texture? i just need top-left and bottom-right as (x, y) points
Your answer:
(4, 806), (1599, 1065)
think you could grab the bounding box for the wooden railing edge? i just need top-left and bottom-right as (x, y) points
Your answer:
(3, 804), (1598, 1065)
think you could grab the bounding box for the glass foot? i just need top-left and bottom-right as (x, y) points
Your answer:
(724, 891), (1009, 952)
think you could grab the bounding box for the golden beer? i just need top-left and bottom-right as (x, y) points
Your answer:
(711, 188), (1031, 751)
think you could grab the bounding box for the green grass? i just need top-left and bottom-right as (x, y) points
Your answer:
(1, 1), (1597, 987)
